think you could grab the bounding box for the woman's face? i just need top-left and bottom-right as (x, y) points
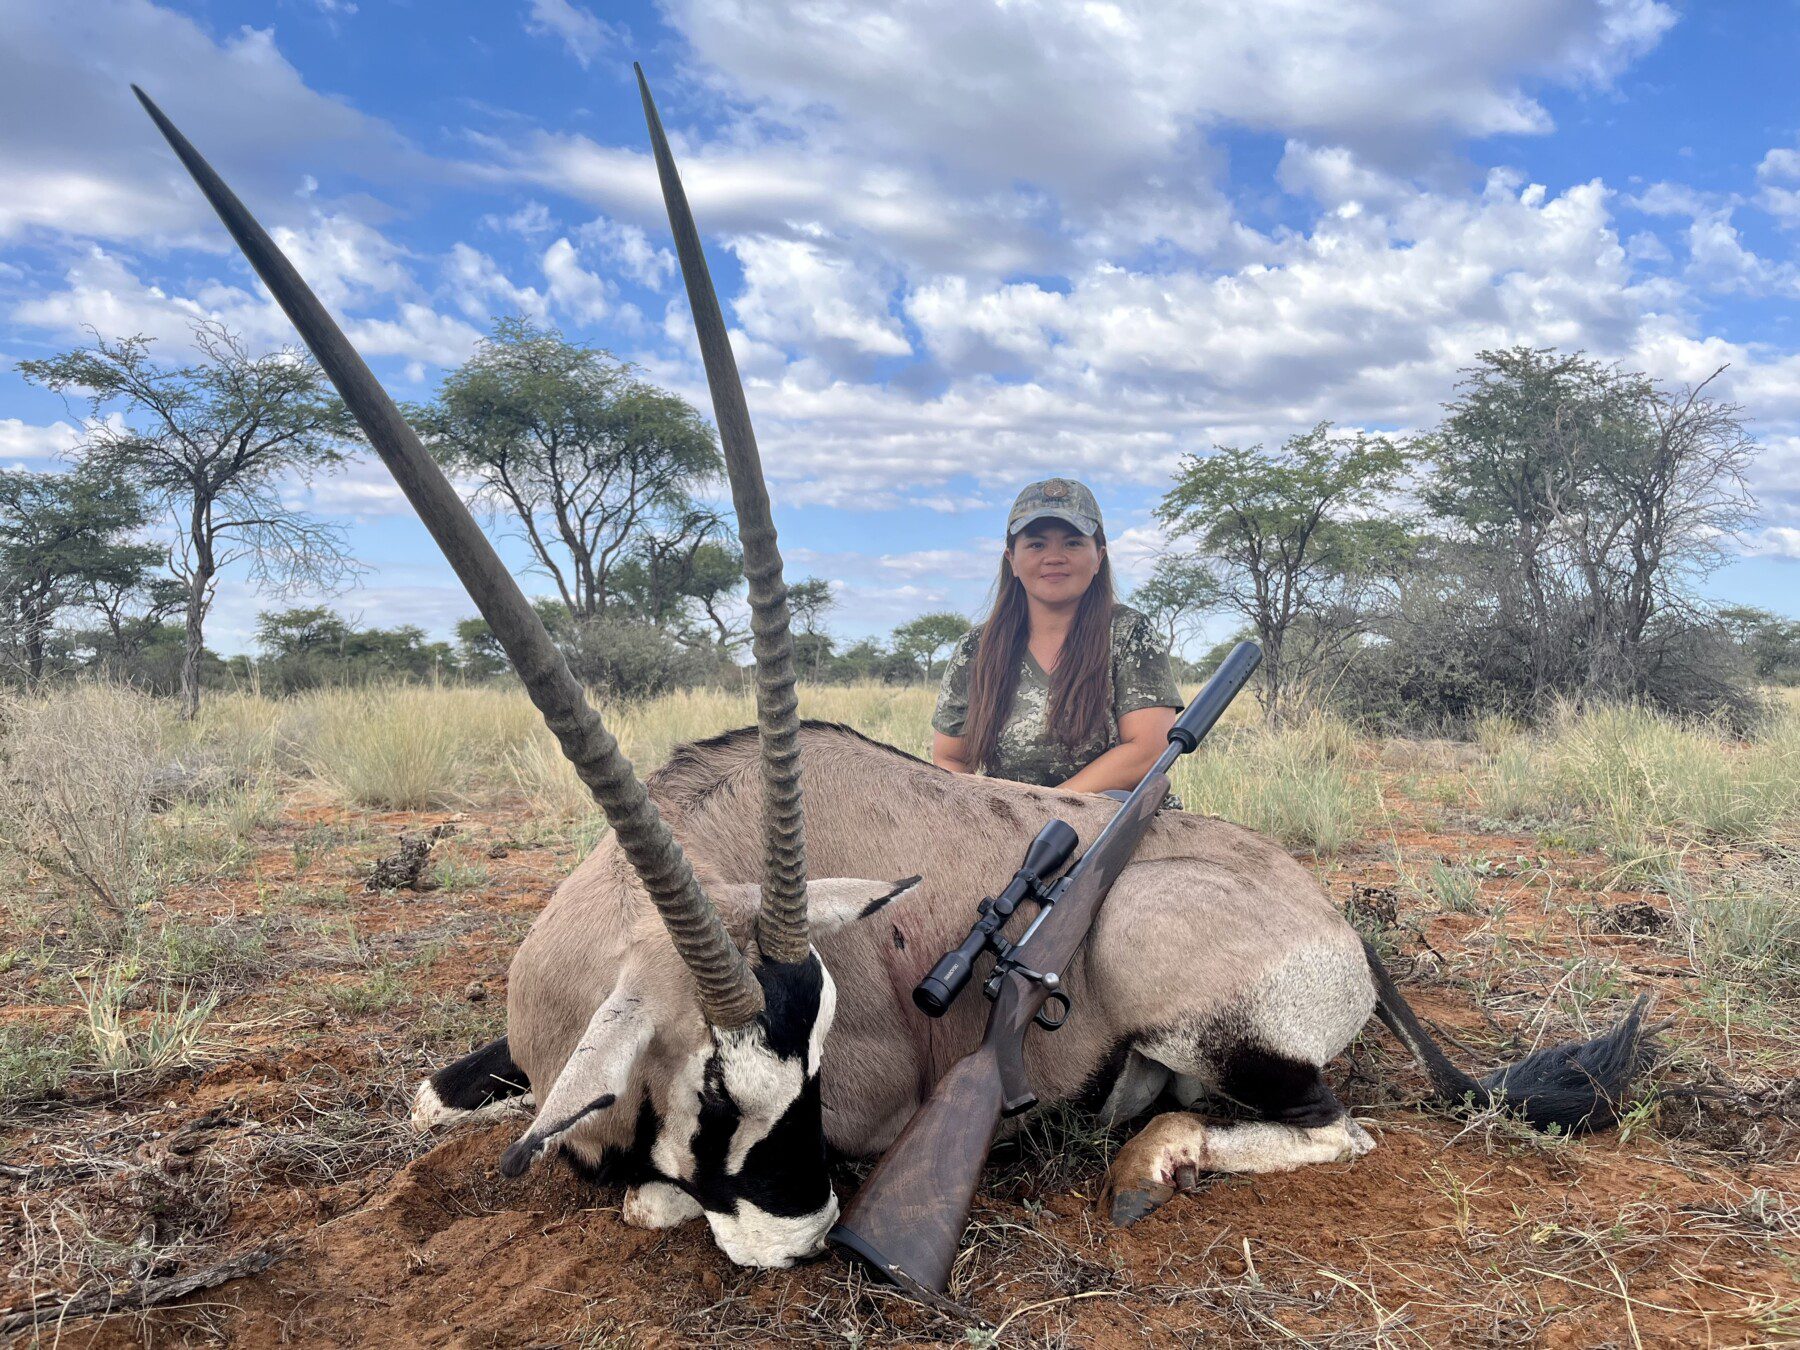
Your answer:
(1008, 520), (1104, 608)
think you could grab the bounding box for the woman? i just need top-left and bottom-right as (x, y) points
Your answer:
(932, 478), (1184, 797)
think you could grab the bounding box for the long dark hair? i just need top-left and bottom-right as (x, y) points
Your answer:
(962, 527), (1115, 774)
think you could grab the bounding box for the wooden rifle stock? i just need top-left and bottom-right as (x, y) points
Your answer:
(825, 1042), (1006, 1297)
(829, 641), (1262, 1297)
(828, 782), (1164, 1297)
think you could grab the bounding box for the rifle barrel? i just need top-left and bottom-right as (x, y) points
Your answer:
(1171, 639), (1262, 752)
(1017, 639), (1262, 951)
(830, 640), (1263, 1296)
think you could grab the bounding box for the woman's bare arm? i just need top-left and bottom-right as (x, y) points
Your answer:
(1058, 705), (1178, 793)
(933, 729), (973, 774)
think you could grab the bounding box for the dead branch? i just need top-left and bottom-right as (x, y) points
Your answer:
(0, 1246), (287, 1334)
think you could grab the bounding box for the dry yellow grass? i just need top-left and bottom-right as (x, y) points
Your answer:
(259, 681), (937, 814)
(259, 679), (1377, 848)
(0, 684), (174, 918)
(1171, 709), (1376, 853)
(10, 676), (1795, 883)
(1469, 698), (1800, 869)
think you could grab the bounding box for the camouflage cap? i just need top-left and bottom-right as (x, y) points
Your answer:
(1007, 477), (1103, 538)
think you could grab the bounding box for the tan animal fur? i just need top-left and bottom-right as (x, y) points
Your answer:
(508, 722), (1375, 1175)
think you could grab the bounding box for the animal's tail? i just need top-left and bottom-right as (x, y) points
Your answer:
(1362, 941), (1653, 1133)
(411, 1036), (531, 1130)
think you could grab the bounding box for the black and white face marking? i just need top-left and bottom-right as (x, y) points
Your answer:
(504, 975), (837, 1267)
(508, 877), (919, 1268)
(652, 879), (919, 1264)
(673, 953), (839, 1266)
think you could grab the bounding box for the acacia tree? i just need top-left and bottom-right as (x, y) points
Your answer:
(612, 527), (749, 650)
(253, 606), (449, 691)
(457, 598), (570, 681)
(786, 577), (836, 677)
(83, 572), (187, 670)
(421, 319), (724, 624)
(891, 611), (970, 680)
(255, 606), (353, 658)
(1421, 348), (1582, 698)
(1547, 368), (1753, 695)
(1156, 423), (1411, 720)
(20, 322), (358, 717)
(1718, 605), (1800, 684)
(1128, 554), (1221, 659)
(0, 468), (158, 682)
(1425, 348), (1755, 705)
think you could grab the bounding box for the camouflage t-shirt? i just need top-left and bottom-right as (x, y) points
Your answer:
(931, 605), (1184, 787)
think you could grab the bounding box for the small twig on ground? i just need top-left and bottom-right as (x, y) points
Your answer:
(989, 1288), (1125, 1338)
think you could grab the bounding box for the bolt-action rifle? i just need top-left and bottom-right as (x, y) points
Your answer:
(828, 639), (1263, 1298)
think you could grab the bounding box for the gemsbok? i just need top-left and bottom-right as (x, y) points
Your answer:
(137, 69), (1651, 1272)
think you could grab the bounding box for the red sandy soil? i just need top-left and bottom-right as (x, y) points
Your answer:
(2, 768), (1795, 1347)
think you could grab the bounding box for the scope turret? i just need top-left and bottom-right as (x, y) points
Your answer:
(913, 819), (1078, 1017)
(1017, 818), (1080, 883)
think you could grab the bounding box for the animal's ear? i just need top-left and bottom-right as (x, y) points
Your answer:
(499, 984), (652, 1178)
(804, 876), (923, 938)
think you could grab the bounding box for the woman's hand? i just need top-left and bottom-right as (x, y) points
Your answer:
(933, 730), (973, 774)
(1058, 705), (1178, 794)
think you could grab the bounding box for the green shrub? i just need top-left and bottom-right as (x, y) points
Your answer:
(560, 615), (730, 699)
(0, 1024), (82, 1101)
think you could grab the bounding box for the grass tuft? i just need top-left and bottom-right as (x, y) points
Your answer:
(0, 684), (174, 927)
(1666, 852), (1800, 995)
(0, 1024), (83, 1102)
(287, 687), (482, 809)
(73, 965), (217, 1076)
(1172, 710), (1376, 853)
(1470, 700), (1800, 876)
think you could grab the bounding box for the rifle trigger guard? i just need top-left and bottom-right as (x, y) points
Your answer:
(1033, 990), (1071, 1031)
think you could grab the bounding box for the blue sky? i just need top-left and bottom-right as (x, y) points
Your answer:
(3, 0), (1797, 657)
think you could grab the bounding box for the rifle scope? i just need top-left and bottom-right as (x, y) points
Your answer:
(912, 819), (1078, 1017)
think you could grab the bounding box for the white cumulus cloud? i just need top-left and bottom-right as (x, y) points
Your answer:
(0, 0), (412, 245)
(542, 237), (611, 324)
(523, 0), (618, 68)
(0, 416), (83, 467)
(729, 236), (910, 360)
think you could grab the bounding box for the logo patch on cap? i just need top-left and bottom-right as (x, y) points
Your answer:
(1042, 480), (1069, 500)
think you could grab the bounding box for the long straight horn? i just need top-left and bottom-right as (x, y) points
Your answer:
(635, 66), (809, 966)
(132, 85), (764, 1029)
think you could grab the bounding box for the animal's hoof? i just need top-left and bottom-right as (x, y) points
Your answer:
(622, 1181), (703, 1230)
(1344, 1118), (1376, 1157)
(410, 1081), (455, 1130)
(1104, 1178), (1174, 1228)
